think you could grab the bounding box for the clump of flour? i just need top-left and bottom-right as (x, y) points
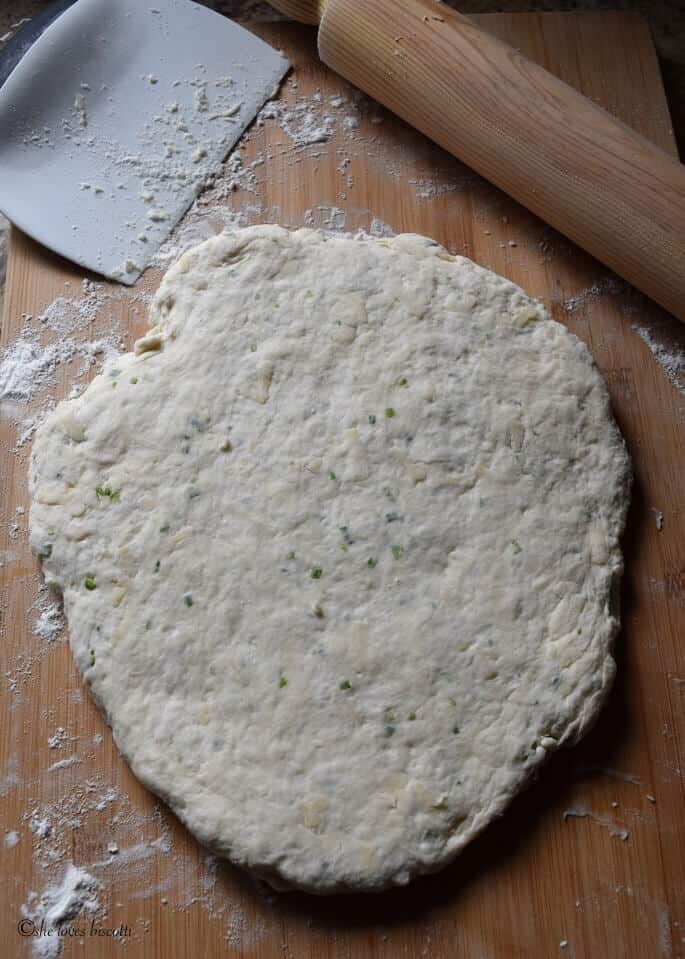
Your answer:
(256, 85), (366, 147)
(0, 339), (68, 403)
(33, 598), (65, 643)
(259, 95), (337, 146)
(5, 829), (20, 848)
(21, 865), (100, 958)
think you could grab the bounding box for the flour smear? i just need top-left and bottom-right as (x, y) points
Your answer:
(634, 323), (685, 395)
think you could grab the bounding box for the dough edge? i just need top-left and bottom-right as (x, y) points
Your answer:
(29, 225), (632, 894)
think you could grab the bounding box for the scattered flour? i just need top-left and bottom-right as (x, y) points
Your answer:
(560, 272), (685, 396)
(28, 813), (51, 840)
(259, 96), (336, 145)
(0, 279), (129, 454)
(0, 338), (68, 402)
(33, 591), (65, 644)
(563, 275), (626, 313)
(47, 728), (68, 750)
(21, 864), (100, 958)
(23, 780), (171, 878)
(92, 834), (172, 871)
(4, 829), (20, 848)
(14, 770), (268, 949)
(48, 755), (82, 773)
(0, 328), (120, 404)
(634, 323), (685, 395)
(369, 216), (396, 237)
(409, 176), (475, 200)
(314, 204), (347, 230)
(152, 198), (252, 269)
(563, 803), (630, 840)
(35, 281), (104, 335)
(255, 84), (370, 148)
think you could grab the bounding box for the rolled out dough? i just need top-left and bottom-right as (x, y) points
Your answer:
(29, 226), (630, 892)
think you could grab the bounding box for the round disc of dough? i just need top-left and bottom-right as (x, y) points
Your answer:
(29, 226), (630, 892)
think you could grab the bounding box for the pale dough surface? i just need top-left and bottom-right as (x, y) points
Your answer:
(29, 226), (630, 892)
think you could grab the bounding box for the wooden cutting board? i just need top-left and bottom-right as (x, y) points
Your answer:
(2, 12), (684, 959)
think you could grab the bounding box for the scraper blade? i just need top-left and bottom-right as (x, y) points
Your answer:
(0, 0), (289, 283)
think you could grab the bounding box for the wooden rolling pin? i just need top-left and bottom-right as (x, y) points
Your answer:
(268, 0), (685, 323)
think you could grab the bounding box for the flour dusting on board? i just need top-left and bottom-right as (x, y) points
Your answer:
(33, 594), (65, 645)
(4, 829), (20, 848)
(21, 865), (100, 958)
(0, 279), (139, 453)
(561, 272), (685, 397)
(151, 197), (253, 269)
(633, 323), (685, 395)
(257, 86), (369, 146)
(0, 335), (120, 405)
(259, 96), (336, 145)
(0, 339), (68, 403)
(147, 80), (393, 270)
(563, 275), (626, 313)
(6, 755), (271, 948)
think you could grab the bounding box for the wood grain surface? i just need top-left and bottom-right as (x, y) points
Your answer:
(1, 13), (684, 959)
